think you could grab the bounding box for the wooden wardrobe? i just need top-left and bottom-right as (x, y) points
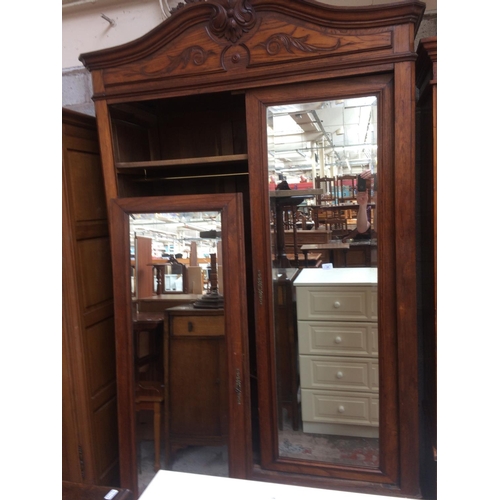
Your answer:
(76, 1), (435, 498)
(62, 109), (120, 486)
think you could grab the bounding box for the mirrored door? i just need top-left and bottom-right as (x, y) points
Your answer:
(247, 75), (400, 484)
(267, 96), (379, 468)
(109, 193), (252, 497)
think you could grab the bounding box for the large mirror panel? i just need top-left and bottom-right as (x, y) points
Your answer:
(267, 96), (379, 469)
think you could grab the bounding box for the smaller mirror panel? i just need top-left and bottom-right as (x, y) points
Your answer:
(129, 211), (229, 495)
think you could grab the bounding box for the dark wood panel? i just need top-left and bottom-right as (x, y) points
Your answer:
(77, 238), (114, 307)
(92, 396), (120, 485)
(62, 317), (84, 482)
(85, 317), (117, 407)
(66, 150), (108, 222)
(62, 108), (119, 487)
(416, 36), (437, 500)
(169, 337), (228, 438)
(75, 221), (110, 240)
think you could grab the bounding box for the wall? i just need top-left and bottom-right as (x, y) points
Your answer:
(62, 0), (437, 114)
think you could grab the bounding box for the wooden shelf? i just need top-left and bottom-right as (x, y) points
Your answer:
(116, 154), (248, 173)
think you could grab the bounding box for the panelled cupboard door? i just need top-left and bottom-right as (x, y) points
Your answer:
(62, 108), (119, 486)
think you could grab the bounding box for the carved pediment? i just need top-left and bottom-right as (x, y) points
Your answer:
(79, 0), (425, 97)
(172, 0), (257, 43)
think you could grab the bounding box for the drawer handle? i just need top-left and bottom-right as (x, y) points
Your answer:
(335, 336), (342, 344)
(333, 301), (341, 308)
(338, 405), (345, 413)
(188, 321), (194, 332)
(336, 371), (343, 379)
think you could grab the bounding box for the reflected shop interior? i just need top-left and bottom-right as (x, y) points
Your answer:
(132, 96), (379, 494)
(267, 96), (378, 467)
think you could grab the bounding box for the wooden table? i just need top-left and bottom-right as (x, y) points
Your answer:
(301, 241), (350, 268)
(133, 294), (201, 313)
(310, 204), (375, 229)
(301, 240), (377, 268)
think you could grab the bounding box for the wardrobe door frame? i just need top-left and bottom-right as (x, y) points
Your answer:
(246, 73), (419, 495)
(109, 193), (253, 497)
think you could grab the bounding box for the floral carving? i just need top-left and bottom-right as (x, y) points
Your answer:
(257, 33), (344, 55)
(165, 45), (215, 73)
(170, 0), (204, 14)
(208, 0), (257, 43)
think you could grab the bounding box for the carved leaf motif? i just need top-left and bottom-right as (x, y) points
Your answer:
(257, 33), (344, 55)
(165, 46), (215, 73)
(170, 0), (204, 14)
(209, 0), (257, 43)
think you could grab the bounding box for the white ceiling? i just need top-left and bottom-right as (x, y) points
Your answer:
(268, 96), (377, 180)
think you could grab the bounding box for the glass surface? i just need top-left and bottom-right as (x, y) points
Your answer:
(130, 211), (229, 496)
(267, 97), (379, 468)
(130, 212), (223, 297)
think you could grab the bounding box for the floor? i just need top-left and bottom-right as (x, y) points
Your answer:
(138, 441), (229, 496)
(136, 410), (229, 496)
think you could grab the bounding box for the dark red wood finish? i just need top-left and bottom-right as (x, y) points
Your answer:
(62, 109), (120, 487)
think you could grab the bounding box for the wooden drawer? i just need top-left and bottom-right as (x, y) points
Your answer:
(296, 286), (377, 322)
(299, 355), (378, 392)
(298, 321), (378, 357)
(171, 314), (224, 337)
(301, 388), (379, 427)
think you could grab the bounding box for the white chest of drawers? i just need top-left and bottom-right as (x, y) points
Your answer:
(294, 268), (378, 438)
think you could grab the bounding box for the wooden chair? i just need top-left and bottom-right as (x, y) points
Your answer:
(327, 217), (348, 237)
(315, 176), (336, 205)
(135, 380), (164, 472)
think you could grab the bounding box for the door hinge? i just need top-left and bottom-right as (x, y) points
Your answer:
(235, 368), (242, 405)
(78, 445), (86, 479)
(257, 270), (263, 305)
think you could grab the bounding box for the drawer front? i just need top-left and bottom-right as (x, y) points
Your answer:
(171, 314), (224, 337)
(298, 321), (378, 357)
(301, 389), (379, 426)
(300, 355), (378, 392)
(296, 287), (377, 321)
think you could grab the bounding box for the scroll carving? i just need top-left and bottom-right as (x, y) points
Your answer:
(257, 33), (346, 55)
(164, 45), (215, 73)
(208, 0), (257, 43)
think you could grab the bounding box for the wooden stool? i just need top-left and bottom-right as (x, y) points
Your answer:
(135, 381), (164, 472)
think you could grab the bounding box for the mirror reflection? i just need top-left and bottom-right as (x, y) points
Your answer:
(267, 97), (379, 468)
(129, 211), (229, 495)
